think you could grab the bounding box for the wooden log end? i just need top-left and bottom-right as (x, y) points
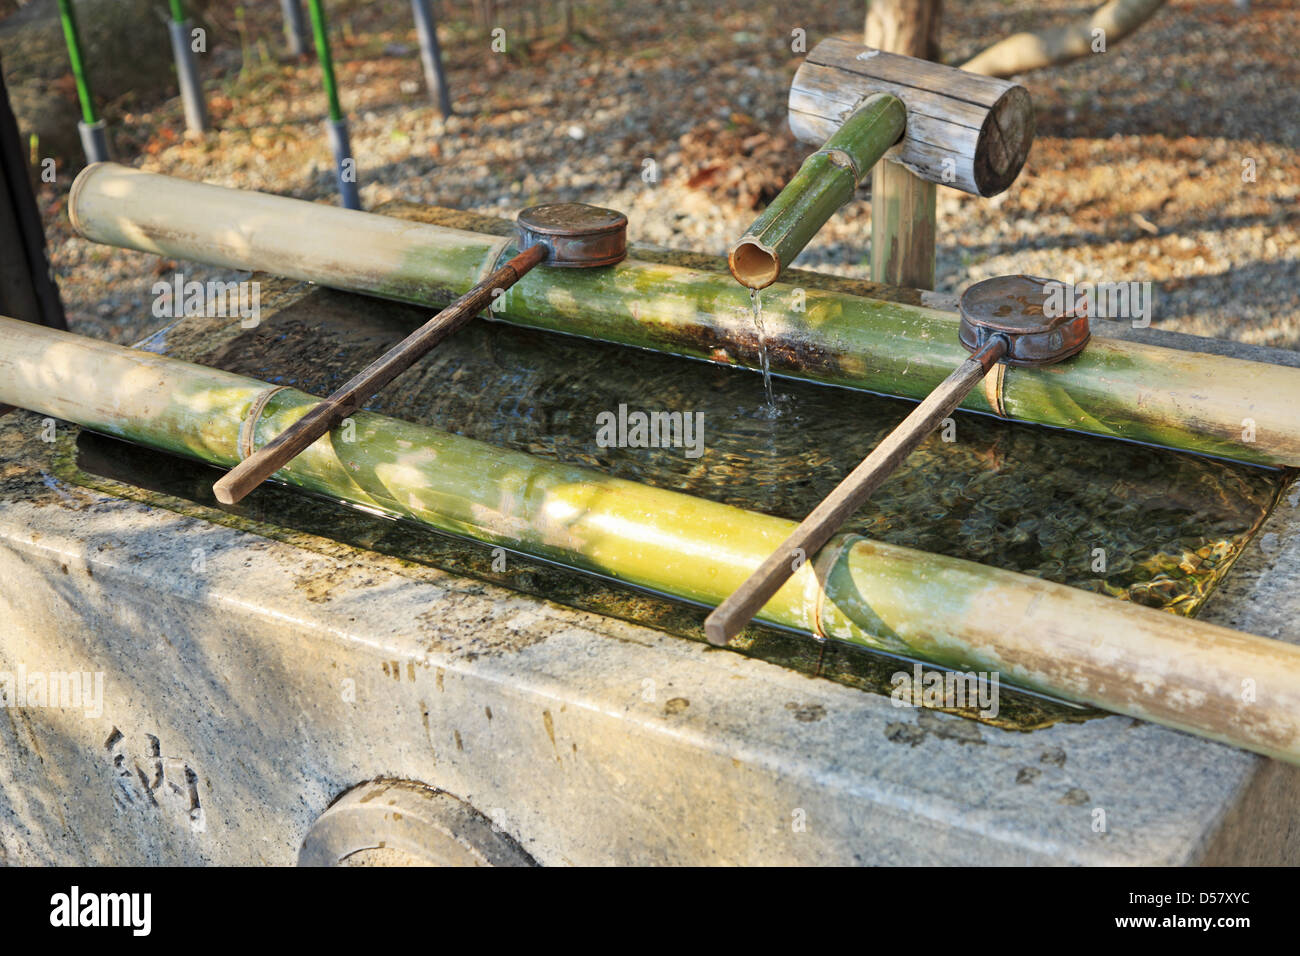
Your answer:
(788, 39), (1036, 197)
(974, 85), (1035, 197)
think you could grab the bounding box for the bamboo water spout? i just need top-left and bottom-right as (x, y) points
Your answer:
(69, 164), (1300, 467)
(730, 39), (1037, 290)
(4, 314), (1300, 765)
(728, 94), (905, 289)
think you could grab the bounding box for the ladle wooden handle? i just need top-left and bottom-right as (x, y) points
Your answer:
(212, 244), (547, 506)
(704, 335), (1008, 645)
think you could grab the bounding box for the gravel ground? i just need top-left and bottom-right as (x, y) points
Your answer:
(26, 0), (1300, 349)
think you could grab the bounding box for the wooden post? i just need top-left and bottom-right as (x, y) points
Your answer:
(866, 0), (939, 289)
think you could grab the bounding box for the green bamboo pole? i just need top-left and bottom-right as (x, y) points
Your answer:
(729, 93), (905, 289)
(56, 0), (96, 125)
(3, 313), (1300, 765)
(306, 0), (359, 209)
(57, 0), (111, 163)
(68, 163), (1300, 468)
(307, 0), (343, 123)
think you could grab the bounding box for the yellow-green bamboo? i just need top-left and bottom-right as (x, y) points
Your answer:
(729, 93), (905, 289)
(69, 163), (1300, 467)
(3, 314), (1300, 764)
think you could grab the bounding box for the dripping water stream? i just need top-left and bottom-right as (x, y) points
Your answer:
(749, 288), (779, 417)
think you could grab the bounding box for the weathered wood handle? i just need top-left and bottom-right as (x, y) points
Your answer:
(704, 336), (1008, 645)
(212, 244), (547, 505)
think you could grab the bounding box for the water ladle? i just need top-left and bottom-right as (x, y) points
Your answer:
(213, 202), (627, 505)
(705, 275), (1090, 644)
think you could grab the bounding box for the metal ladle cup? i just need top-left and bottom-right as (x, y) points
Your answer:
(213, 203), (628, 505)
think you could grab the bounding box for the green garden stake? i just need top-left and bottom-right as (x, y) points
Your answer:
(308, 0), (359, 209)
(56, 0), (110, 164)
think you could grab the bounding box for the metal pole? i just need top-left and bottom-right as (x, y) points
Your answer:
(167, 0), (209, 134)
(280, 0), (309, 57)
(307, 0), (359, 209)
(410, 0), (453, 117)
(56, 0), (110, 164)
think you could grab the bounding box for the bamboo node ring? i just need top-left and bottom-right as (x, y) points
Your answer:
(812, 533), (868, 641)
(983, 362), (1007, 417)
(239, 385), (291, 461)
(816, 146), (861, 181)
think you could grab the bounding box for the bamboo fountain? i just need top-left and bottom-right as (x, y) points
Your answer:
(5, 40), (1299, 766)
